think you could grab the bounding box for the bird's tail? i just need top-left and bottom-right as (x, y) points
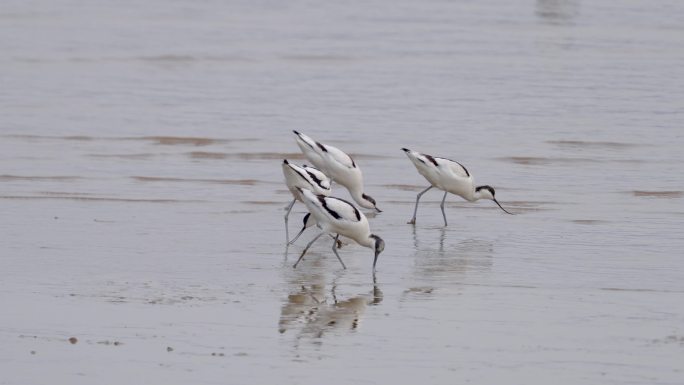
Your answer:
(293, 130), (315, 147)
(401, 147), (418, 161)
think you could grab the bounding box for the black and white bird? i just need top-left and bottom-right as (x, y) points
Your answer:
(289, 212), (354, 248)
(282, 159), (331, 243)
(293, 187), (385, 271)
(402, 148), (513, 226)
(288, 212), (315, 245)
(293, 131), (381, 212)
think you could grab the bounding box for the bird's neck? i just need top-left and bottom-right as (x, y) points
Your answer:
(358, 235), (375, 248)
(472, 186), (497, 202)
(470, 189), (485, 202)
(349, 188), (373, 209)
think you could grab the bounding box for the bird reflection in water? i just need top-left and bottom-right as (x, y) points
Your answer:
(279, 272), (382, 340)
(535, 0), (580, 24)
(411, 226), (493, 279)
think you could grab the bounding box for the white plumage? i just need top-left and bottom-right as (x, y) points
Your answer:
(282, 159), (330, 197)
(282, 159), (332, 243)
(293, 188), (385, 271)
(289, 212), (354, 247)
(293, 131), (381, 212)
(402, 148), (513, 226)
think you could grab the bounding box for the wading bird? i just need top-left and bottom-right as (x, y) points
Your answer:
(282, 159), (331, 243)
(289, 212), (352, 249)
(293, 131), (381, 212)
(402, 148), (513, 226)
(293, 187), (385, 271)
(288, 212), (315, 245)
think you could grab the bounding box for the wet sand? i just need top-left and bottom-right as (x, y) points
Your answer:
(2, 130), (683, 384)
(2, 1), (684, 384)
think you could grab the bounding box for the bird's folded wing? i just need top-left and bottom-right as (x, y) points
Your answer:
(411, 152), (438, 167)
(318, 196), (362, 222)
(296, 132), (318, 150)
(438, 157), (470, 178)
(303, 166), (331, 190)
(324, 145), (356, 169)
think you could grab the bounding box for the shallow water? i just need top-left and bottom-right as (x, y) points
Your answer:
(1, 1), (684, 384)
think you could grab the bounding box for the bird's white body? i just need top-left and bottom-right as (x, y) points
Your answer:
(282, 160), (331, 200)
(299, 189), (373, 248)
(289, 211), (354, 247)
(403, 149), (477, 201)
(293, 131), (379, 211)
(402, 148), (512, 225)
(295, 188), (384, 270)
(281, 160), (331, 243)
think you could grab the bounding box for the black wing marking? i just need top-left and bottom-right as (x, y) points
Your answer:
(318, 196), (361, 221)
(318, 195), (341, 219)
(330, 197), (362, 221)
(305, 170), (325, 189)
(424, 154), (439, 166)
(440, 157), (470, 177)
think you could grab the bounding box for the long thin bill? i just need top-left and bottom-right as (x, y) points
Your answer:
(288, 226), (306, 245)
(494, 199), (514, 215)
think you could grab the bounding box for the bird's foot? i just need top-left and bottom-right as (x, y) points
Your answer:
(407, 218), (416, 225)
(336, 240), (343, 249)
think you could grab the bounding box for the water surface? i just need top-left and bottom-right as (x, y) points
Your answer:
(1, 1), (683, 384)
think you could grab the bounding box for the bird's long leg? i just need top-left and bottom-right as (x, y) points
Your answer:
(440, 191), (448, 227)
(408, 186), (433, 224)
(293, 232), (324, 268)
(331, 283), (338, 304)
(284, 199), (296, 243)
(290, 222), (337, 246)
(331, 234), (347, 269)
